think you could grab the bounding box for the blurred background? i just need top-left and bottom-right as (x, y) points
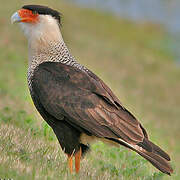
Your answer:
(69, 0), (180, 62)
(0, 0), (179, 179)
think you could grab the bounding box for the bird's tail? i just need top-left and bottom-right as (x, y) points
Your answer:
(116, 138), (173, 175)
(137, 143), (172, 174)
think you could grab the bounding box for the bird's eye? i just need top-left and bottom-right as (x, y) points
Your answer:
(32, 11), (37, 15)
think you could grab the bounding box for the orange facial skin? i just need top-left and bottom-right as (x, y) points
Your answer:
(18, 9), (39, 23)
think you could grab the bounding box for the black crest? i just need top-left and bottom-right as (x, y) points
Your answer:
(22, 5), (62, 25)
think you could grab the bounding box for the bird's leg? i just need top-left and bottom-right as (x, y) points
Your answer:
(75, 146), (82, 173)
(68, 154), (73, 173)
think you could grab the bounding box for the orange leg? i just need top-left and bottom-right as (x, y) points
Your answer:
(75, 147), (82, 173)
(68, 154), (73, 173)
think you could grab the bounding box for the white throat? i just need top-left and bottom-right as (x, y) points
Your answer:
(19, 15), (63, 60)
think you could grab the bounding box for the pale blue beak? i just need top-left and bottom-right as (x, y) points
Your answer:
(11, 12), (22, 24)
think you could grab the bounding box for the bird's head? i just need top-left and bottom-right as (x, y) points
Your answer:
(11, 5), (63, 48)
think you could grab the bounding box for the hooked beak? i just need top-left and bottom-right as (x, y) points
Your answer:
(11, 12), (22, 24)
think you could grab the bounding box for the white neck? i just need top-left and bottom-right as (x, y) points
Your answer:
(19, 15), (64, 62)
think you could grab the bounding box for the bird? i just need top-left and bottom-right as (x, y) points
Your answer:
(11, 5), (173, 175)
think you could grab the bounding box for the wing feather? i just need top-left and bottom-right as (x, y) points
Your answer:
(32, 62), (145, 144)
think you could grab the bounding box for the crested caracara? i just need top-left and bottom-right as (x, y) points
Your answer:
(11, 5), (173, 175)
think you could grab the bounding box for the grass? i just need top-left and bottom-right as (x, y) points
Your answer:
(0, 0), (179, 179)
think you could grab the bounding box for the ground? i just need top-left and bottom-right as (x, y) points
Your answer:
(0, 0), (179, 179)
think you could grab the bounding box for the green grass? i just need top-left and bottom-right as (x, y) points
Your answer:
(0, 0), (179, 179)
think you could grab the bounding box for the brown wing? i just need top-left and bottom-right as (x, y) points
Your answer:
(32, 62), (145, 144)
(32, 62), (173, 175)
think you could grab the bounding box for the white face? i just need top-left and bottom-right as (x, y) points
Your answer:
(19, 15), (63, 44)
(11, 7), (65, 65)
